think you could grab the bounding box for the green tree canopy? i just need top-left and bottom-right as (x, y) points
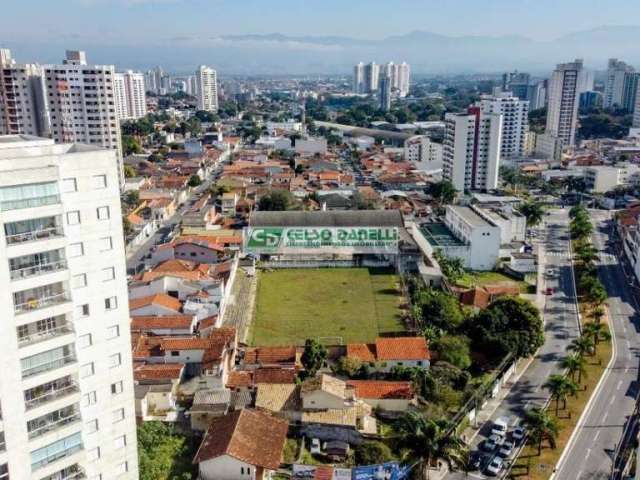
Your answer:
(138, 422), (195, 480)
(523, 407), (560, 455)
(355, 441), (395, 465)
(258, 190), (295, 211)
(301, 339), (327, 378)
(433, 249), (465, 285)
(517, 200), (545, 227)
(122, 135), (142, 155)
(429, 180), (457, 206)
(431, 335), (471, 370)
(413, 287), (466, 332)
(187, 175), (202, 187)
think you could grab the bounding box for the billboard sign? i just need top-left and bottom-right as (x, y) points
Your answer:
(293, 464), (351, 480)
(245, 226), (399, 255)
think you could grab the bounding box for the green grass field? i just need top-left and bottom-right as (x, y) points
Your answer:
(250, 268), (406, 346)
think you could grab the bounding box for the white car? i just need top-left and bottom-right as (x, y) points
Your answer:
(499, 440), (514, 457)
(485, 457), (503, 476)
(512, 426), (526, 441)
(309, 438), (322, 455)
(491, 417), (509, 437)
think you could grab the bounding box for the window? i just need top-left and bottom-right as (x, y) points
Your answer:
(171, 351), (179, 357)
(82, 391), (97, 407)
(78, 334), (92, 349)
(111, 381), (123, 395)
(71, 273), (87, 289)
(80, 362), (94, 378)
(67, 242), (84, 258)
(66, 211), (80, 225)
(105, 296), (117, 310)
(115, 462), (128, 475)
(75, 304), (90, 318)
(87, 447), (100, 462)
(96, 206), (110, 220)
(85, 419), (98, 434)
(112, 408), (125, 423)
(61, 178), (77, 193)
(114, 435), (127, 449)
(92, 175), (107, 189)
(101, 267), (115, 282)
(107, 325), (120, 339)
(108, 353), (121, 368)
(99, 236), (113, 251)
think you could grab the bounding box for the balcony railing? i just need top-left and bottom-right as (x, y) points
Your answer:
(41, 465), (86, 480)
(25, 381), (79, 410)
(18, 324), (75, 348)
(14, 292), (71, 315)
(28, 412), (81, 440)
(0, 194), (60, 212)
(22, 355), (76, 379)
(10, 259), (67, 281)
(5, 226), (64, 245)
(31, 443), (83, 471)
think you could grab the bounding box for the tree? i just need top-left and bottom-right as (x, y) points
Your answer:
(332, 356), (366, 379)
(123, 190), (140, 206)
(194, 110), (219, 123)
(414, 288), (465, 332)
(523, 407), (560, 455)
(433, 249), (465, 285)
(301, 339), (327, 378)
(545, 374), (573, 416)
(568, 334), (595, 357)
(122, 215), (134, 237)
(138, 421), (195, 480)
(562, 354), (587, 384)
(500, 165), (522, 191)
(122, 135), (142, 155)
(394, 412), (467, 479)
(575, 243), (599, 267)
(431, 335), (471, 370)
(518, 200), (545, 227)
(187, 175), (202, 187)
(258, 190), (295, 211)
(210, 184), (231, 198)
(468, 297), (544, 361)
(355, 441), (395, 465)
(429, 180), (457, 206)
(123, 164), (138, 178)
(583, 322), (611, 354)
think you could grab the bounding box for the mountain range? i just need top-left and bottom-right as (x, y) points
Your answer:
(3, 26), (640, 75)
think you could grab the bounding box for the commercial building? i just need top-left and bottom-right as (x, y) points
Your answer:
(584, 164), (640, 193)
(243, 210), (419, 272)
(196, 65), (218, 112)
(477, 92), (529, 159)
(443, 107), (502, 191)
(604, 58), (635, 109)
(0, 135), (138, 479)
(114, 70), (147, 120)
(546, 59), (584, 147)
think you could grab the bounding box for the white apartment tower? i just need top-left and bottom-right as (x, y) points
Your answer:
(0, 135), (138, 480)
(634, 81), (640, 128)
(196, 65), (218, 112)
(604, 58), (635, 108)
(353, 62), (365, 94)
(546, 59), (584, 147)
(477, 92), (529, 159)
(364, 62), (380, 94)
(113, 71), (147, 120)
(443, 107), (502, 191)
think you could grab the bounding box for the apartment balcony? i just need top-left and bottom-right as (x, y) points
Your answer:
(18, 322), (74, 349)
(27, 405), (81, 440)
(0, 194), (60, 212)
(14, 289), (71, 315)
(31, 434), (83, 471)
(40, 464), (86, 480)
(4, 217), (64, 246)
(21, 345), (77, 380)
(25, 377), (79, 411)
(10, 258), (67, 282)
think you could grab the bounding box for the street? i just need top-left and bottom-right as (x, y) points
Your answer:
(447, 208), (581, 479)
(553, 210), (640, 479)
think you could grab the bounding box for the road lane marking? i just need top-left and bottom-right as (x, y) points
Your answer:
(593, 431), (601, 442)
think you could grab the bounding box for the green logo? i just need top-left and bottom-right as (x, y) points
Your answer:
(247, 228), (284, 248)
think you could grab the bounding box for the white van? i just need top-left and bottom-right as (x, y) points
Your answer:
(491, 416), (509, 437)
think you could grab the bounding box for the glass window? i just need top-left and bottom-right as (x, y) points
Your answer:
(112, 408), (125, 423)
(99, 236), (113, 251)
(105, 296), (117, 310)
(66, 211), (80, 225)
(80, 362), (94, 378)
(87, 447), (100, 462)
(109, 353), (121, 368)
(92, 175), (107, 189)
(71, 273), (87, 289)
(107, 325), (120, 339)
(61, 178), (77, 193)
(0, 182), (60, 211)
(111, 381), (123, 395)
(30, 432), (83, 470)
(96, 206), (110, 220)
(82, 391), (97, 407)
(75, 304), (90, 318)
(85, 419), (98, 434)
(77, 334), (92, 349)
(101, 267), (115, 282)
(68, 242), (84, 257)
(114, 435), (126, 449)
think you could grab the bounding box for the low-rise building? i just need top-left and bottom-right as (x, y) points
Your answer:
(585, 164), (640, 193)
(346, 380), (415, 412)
(346, 336), (430, 372)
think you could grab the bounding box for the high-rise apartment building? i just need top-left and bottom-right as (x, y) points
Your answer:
(364, 62), (380, 94)
(379, 75), (391, 112)
(477, 92), (529, 159)
(113, 71), (147, 120)
(353, 62), (365, 94)
(443, 107), (502, 191)
(634, 80), (640, 128)
(604, 58), (635, 108)
(144, 66), (167, 95)
(0, 49), (124, 184)
(195, 65), (218, 112)
(546, 59), (584, 147)
(354, 61), (410, 96)
(622, 72), (640, 112)
(0, 134), (138, 480)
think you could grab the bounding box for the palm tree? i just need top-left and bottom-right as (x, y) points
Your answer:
(563, 354), (587, 384)
(524, 407), (560, 456)
(575, 243), (600, 267)
(545, 374), (571, 416)
(592, 306), (605, 323)
(568, 335), (595, 357)
(583, 322), (611, 354)
(518, 200), (545, 227)
(394, 412), (467, 479)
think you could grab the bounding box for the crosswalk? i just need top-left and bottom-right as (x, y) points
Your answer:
(545, 251), (617, 260)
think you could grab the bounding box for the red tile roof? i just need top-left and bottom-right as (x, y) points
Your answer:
(227, 370), (254, 389)
(129, 294), (182, 313)
(346, 343), (376, 362)
(131, 315), (194, 331)
(347, 380), (414, 399)
(193, 409), (288, 469)
(160, 337), (224, 351)
(254, 368), (297, 384)
(134, 363), (184, 381)
(375, 337), (430, 361)
(244, 346), (297, 365)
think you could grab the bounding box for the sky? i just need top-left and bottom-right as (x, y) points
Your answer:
(3, 0), (640, 45)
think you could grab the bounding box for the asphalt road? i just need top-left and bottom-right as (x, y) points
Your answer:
(553, 210), (640, 480)
(448, 209), (581, 479)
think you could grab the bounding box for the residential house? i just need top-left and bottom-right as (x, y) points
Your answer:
(346, 380), (415, 412)
(346, 336), (431, 372)
(134, 363), (185, 421)
(129, 293), (182, 316)
(131, 314), (198, 335)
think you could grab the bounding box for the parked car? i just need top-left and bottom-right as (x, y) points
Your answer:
(485, 456), (503, 476)
(483, 434), (504, 452)
(309, 438), (322, 455)
(491, 417), (509, 437)
(512, 426), (526, 442)
(499, 440), (514, 457)
(468, 451), (483, 471)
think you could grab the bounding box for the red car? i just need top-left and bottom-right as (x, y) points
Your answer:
(545, 287), (554, 295)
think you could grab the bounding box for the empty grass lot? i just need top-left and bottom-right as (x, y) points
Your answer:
(250, 268), (406, 346)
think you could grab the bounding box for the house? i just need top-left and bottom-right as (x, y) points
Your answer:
(242, 346), (299, 369)
(191, 389), (253, 431)
(346, 380), (415, 412)
(193, 409), (288, 480)
(173, 237), (226, 264)
(130, 314), (197, 336)
(346, 336), (431, 372)
(133, 363), (184, 421)
(221, 192), (239, 215)
(255, 383), (301, 421)
(148, 197), (177, 221)
(301, 374), (355, 410)
(129, 293), (182, 316)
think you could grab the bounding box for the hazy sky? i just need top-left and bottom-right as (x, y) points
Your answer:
(4, 0), (640, 44)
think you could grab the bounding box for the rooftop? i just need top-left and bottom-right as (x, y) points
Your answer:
(419, 222), (466, 247)
(250, 210), (403, 228)
(448, 205), (491, 228)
